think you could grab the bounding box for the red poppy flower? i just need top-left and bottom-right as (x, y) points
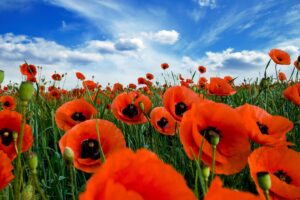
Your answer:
(49, 89), (61, 99)
(283, 83), (300, 106)
(79, 148), (196, 200)
(198, 66), (206, 74)
(161, 63), (169, 70)
(150, 107), (176, 135)
(111, 92), (152, 124)
(0, 150), (14, 190)
(204, 177), (260, 200)
(26, 75), (37, 82)
(198, 77), (208, 88)
(208, 77), (236, 96)
(52, 73), (61, 81)
(83, 80), (97, 91)
(236, 104), (293, 146)
(278, 72), (287, 82)
(0, 96), (16, 110)
(146, 73), (154, 80)
(249, 146), (300, 200)
(0, 110), (33, 160)
(59, 119), (126, 173)
(128, 83), (137, 89)
(223, 76), (233, 83)
(76, 72), (86, 80)
(113, 83), (123, 93)
(269, 49), (291, 65)
(180, 101), (251, 175)
(163, 86), (203, 122)
(180, 80), (190, 87)
(55, 99), (97, 131)
(20, 63), (37, 77)
(179, 74), (185, 81)
(138, 77), (147, 85)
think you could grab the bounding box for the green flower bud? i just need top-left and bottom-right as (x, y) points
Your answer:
(139, 102), (145, 112)
(209, 130), (220, 147)
(19, 81), (35, 101)
(202, 165), (210, 181)
(28, 152), (38, 174)
(257, 171), (271, 191)
(259, 78), (271, 89)
(63, 147), (74, 166)
(21, 184), (34, 200)
(0, 70), (4, 84)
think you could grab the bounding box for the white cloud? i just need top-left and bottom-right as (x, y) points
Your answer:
(142, 30), (179, 45)
(84, 40), (115, 54)
(114, 38), (144, 51)
(197, 0), (216, 9)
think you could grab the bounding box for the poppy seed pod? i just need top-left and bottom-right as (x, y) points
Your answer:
(209, 130), (220, 147)
(257, 172), (271, 191)
(0, 70), (4, 84)
(202, 165), (210, 181)
(19, 81), (35, 101)
(28, 152), (38, 174)
(63, 147), (74, 166)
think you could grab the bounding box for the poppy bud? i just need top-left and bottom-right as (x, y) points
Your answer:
(202, 165), (210, 181)
(28, 152), (38, 174)
(257, 171), (271, 191)
(139, 102), (145, 113)
(13, 131), (18, 142)
(63, 147), (74, 166)
(21, 184), (34, 200)
(209, 130), (220, 147)
(259, 78), (271, 89)
(0, 70), (4, 84)
(19, 81), (35, 101)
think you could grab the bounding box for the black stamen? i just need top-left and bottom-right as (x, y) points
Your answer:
(3, 101), (10, 107)
(200, 127), (221, 144)
(80, 139), (100, 160)
(257, 122), (269, 134)
(274, 170), (292, 184)
(175, 102), (187, 117)
(71, 112), (86, 122)
(157, 117), (168, 129)
(122, 104), (138, 118)
(0, 128), (13, 146)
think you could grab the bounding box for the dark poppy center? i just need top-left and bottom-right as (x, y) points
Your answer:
(298, 56), (300, 62)
(71, 112), (86, 122)
(3, 101), (10, 107)
(175, 102), (187, 117)
(80, 139), (100, 160)
(274, 170), (292, 184)
(122, 104), (138, 118)
(157, 117), (168, 129)
(257, 122), (268, 134)
(0, 128), (13, 146)
(199, 127), (221, 144)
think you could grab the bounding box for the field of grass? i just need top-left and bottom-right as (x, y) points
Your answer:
(0, 49), (300, 200)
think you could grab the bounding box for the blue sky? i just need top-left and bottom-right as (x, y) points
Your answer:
(0, 0), (300, 87)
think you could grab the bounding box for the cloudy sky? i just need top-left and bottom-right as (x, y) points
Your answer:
(0, 0), (299, 88)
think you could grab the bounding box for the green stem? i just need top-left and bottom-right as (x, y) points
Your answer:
(14, 101), (28, 199)
(33, 172), (48, 200)
(263, 190), (270, 200)
(69, 166), (76, 200)
(274, 64), (278, 82)
(210, 145), (217, 184)
(264, 59), (272, 78)
(95, 119), (106, 163)
(288, 67), (296, 83)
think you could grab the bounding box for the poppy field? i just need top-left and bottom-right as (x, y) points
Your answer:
(0, 49), (300, 200)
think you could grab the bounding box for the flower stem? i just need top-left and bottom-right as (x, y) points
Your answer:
(14, 101), (28, 200)
(69, 166), (76, 200)
(210, 145), (217, 184)
(263, 190), (270, 200)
